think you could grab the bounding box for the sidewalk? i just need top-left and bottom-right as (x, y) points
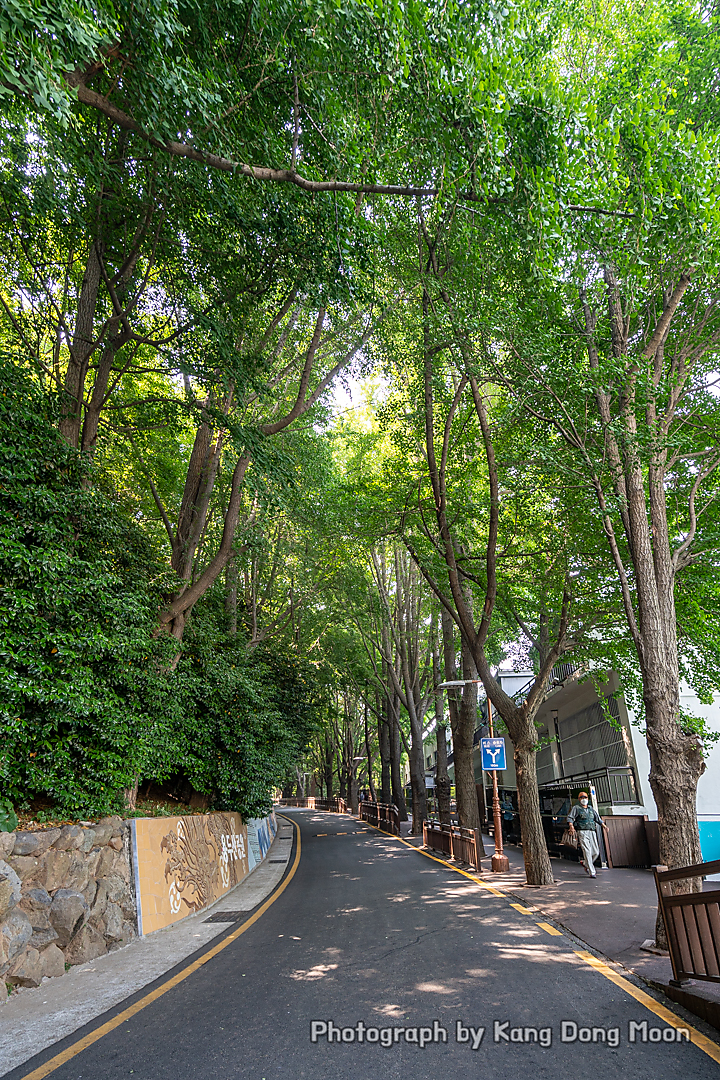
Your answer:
(0, 821), (294, 1077)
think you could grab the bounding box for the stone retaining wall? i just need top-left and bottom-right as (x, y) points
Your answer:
(0, 809), (279, 1000)
(0, 817), (135, 995)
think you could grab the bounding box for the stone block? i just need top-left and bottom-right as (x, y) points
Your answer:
(120, 920), (136, 945)
(11, 832), (41, 857)
(99, 816), (124, 834)
(86, 848), (101, 878)
(0, 861), (21, 919)
(1, 909), (32, 962)
(18, 887), (52, 929)
(103, 873), (129, 904)
(29, 927), (59, 949)
(110, 849), (131, 882)
(7, 946), (43, 987)
(89, 824), (113, 848)
(0, 833), (15, 859)
(65, 851), (91, 894)
(90, 880), (108, 918)
(53, 825), (83, 852)
(80, 830), (96, 853)
(40, 943), (65, 979)
(119, 893), (136, 922)
(105, 874), (134, 922)
(7, 856), (38, 882)
(108, 837), (123, 851)
(83, 878), (98, 907)
(49, 889), (88, 947)
(95, 902), (123, 941)
(13, 830), (60, 857)
(32, 849), (73, 892)
(94, 847), (115, 880)
(63, 924), (107, 965)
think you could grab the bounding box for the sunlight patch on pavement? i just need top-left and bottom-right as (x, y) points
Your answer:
(372, 1003), (406, 1018)
(414, 981), (459, 995)
(288, 963), (338, 981)
(491, 942), (575, 964)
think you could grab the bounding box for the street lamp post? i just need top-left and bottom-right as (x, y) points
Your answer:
(485, 697), (510, 873)
(438, 678), (509, 874)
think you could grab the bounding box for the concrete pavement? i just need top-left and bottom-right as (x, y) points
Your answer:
(4, 809), (719, 1079)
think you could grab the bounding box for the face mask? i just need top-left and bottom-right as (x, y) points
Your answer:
(579, 799), (588, 806)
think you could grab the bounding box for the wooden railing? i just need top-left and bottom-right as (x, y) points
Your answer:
(277, 796), (350, 814)
(423, 819), (480, 870)
(654, 858), (720, 985)
(314, 798), (345, 812)
(359, 801), (399, 835)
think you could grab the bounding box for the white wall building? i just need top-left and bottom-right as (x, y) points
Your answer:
(442, 665), (720, 862)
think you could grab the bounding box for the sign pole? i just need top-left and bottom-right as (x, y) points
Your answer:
(487, 699), (510, 873)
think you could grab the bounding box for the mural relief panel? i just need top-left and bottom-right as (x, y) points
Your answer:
(132, 812), (249, 935)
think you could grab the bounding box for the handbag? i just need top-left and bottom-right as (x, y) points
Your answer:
(561, 828), (578, 848)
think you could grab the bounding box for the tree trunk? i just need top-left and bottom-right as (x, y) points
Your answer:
(475, 782), (487, 831)
(444, 609), (482, 842)
(324, 742), (334, 801)
(436, 725), (452, 825)
(60, 241), (104, 448)
(225, 557), (238, 635)
(454, 682), (481, 836)
(364, 703), (377, 802)
(123, 776), (140, 812)
(514, 741), (553, 885)
(389, 707), (408, 820)
(378, 708), (392, 805)
(80, 332), (125, 455)
(646, 687), (704, 950)
(407, 714), (427, 835)
(433, 615), (451, 824)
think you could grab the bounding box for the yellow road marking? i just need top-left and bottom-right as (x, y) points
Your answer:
(19, 816), (301, 1080)
(574, 950), (720, 1066)
(510, 903), (535, 914)
(537, 921), (563, 936)
(361, 820), (507, 896)
(315, 833), (328, 836)
(328, 814), (720, 1066)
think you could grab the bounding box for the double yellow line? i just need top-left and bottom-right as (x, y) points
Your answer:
(18, 817), (301, 1080)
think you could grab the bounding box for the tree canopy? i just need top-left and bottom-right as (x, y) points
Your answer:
(1, 0), (719, 884)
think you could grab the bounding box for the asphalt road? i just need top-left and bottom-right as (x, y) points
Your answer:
(8, 810), (720, 1080)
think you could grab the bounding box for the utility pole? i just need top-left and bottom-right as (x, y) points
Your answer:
(486, 697), (510, 873)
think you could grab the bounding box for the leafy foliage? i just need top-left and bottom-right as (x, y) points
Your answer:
(0, 359), (319, 816)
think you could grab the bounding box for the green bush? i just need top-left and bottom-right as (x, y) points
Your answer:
(0, 799), (17, 832)
(0, 358), (317, 818)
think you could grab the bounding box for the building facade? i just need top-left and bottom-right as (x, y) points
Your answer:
(437, 666), (720, 861)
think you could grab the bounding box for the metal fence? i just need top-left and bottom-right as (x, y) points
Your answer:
(423, 819), (480, 870)
(654, 858), (720, 984)
(359, 801), (399, 835)
(539, 765), (639, 806)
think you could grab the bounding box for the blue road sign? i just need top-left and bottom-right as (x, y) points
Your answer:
(481, 737), (506, 771)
